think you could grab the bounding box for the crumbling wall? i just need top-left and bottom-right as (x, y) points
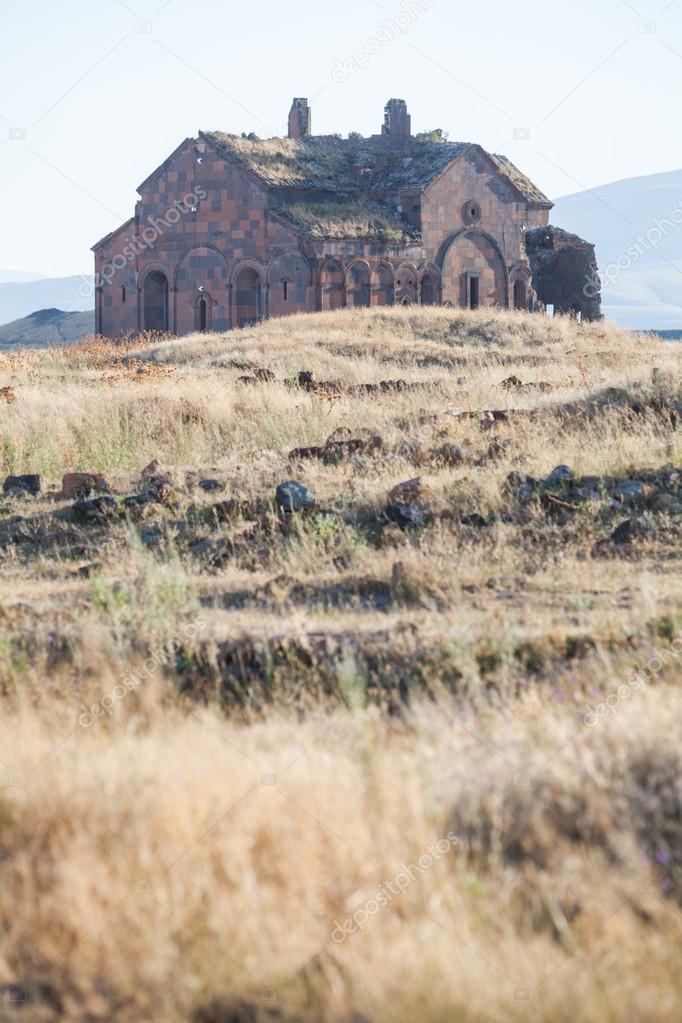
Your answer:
(525, 225), (602, 321)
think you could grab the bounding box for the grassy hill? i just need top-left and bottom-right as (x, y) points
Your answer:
(0, 307), (94, 349)
(0, 306), (680, 1023)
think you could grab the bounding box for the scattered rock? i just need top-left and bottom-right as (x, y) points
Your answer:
(199, 479), (223, 493)
(384, 503), (424, 530)
(61, 472), (109, 500)
(545, 465), (574, 487)
(431, 443), (471, 467)
(140, 459), (162, 484)
(190, 537), (234, 568)
(237, 369), (276, 385)
(323, 434), (383, 465)
(145, 474), (175, 505)
(615, 480), (647, 505)
(289, 431), (383, 465)
(388, 477), (432, 504)
(0, 386), (16, 404)
(71, 495), (118, 525)
(610, 518), (654, 547)
(3, 473), (41, 496)
(276, 480), (315, 514)
(486, 440), (507, 461)
(325, 427), (353, 445)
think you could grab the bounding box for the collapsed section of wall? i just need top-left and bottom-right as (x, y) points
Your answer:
(526, 226), (602, 321)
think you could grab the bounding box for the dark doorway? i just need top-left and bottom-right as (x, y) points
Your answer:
(235, 268), (262, 327)
(143, 271), (169, 332)
(513, 279), (527, 311)
(420, 274), (438, 305)
(469, 276), (480, 310)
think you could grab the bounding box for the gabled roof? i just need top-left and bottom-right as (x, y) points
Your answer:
(91, 217), (135, 252)
(488, 154), (552, 206)
(200, 131), (552, 206)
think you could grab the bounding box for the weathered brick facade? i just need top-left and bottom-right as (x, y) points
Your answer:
(93, 99), (600, 337)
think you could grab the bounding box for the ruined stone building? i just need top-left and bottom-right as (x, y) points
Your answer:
(92, 98), (600, 337)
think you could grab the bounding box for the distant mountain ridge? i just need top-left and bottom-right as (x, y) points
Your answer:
(553, 169), (682, 329)
(0, 308), (94, 350)
(0, 274), (93, 327)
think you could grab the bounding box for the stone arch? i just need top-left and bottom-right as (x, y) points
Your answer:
(346, 260), (371, 308)
(439, 230), (508, 309)
(320, 258), (346, 311)
(232, 259), (266, 328)
(140, 265), (170, 332)
(418, 263), (442, 306)
(174, 245), (230, 335)
(267, 252), (311, 317)
(371, 263), (395, 307)
(395, 262), (418, 305)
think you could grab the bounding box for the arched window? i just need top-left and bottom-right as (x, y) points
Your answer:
(197, 295), (209, 331)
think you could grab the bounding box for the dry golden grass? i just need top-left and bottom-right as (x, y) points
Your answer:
(0, 306), (680, 1022)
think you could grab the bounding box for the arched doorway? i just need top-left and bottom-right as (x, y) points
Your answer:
(235, 267), (262, 327)
(320, 259), (346, 310)
(440, 232), (507, 309)
(371, 264), (395, 306)
(347, 262), (371, 308)
(143, 271), (169, 332)
(513, 279), (527, 311)
(420, 273), (439, 305)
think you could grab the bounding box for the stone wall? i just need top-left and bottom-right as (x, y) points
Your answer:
(525, 226), (602, 321)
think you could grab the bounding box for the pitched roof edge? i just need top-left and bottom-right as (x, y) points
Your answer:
(91, 217), (136, 252)
(136, 137), (195, 194)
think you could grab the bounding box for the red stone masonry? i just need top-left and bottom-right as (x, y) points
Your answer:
(92, 99), (600, 337)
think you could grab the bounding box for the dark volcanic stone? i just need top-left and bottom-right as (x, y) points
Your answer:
(199, 479), (223, 493)
(3, 474), (41, 496)
(72, 495), (118, 525)
(384, 503), (425, 530)
(276, 480), (315, 514)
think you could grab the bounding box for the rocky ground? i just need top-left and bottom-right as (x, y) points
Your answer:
(0, 307), (680, 1022)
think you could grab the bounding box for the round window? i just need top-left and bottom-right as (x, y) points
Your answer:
(463, 200), (482, 225)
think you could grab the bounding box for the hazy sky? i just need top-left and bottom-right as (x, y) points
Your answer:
(1, 0), (682, 276)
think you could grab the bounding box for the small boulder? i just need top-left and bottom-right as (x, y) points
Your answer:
(325, 427), (353, 446)
(544, 465), (574, 489)
(384, 503), (425, 530)
(61, 472), (109, 500)
(3, 473), (41, 496)
(199, 479), (223, 493)
(276, 480), (315, 514)
(72, 495), (118, 525)
(388, 477), (432, 504)
(431, 443), (471, 467)
(610, 518), (653, 547)
(615, 480), (646, 504)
